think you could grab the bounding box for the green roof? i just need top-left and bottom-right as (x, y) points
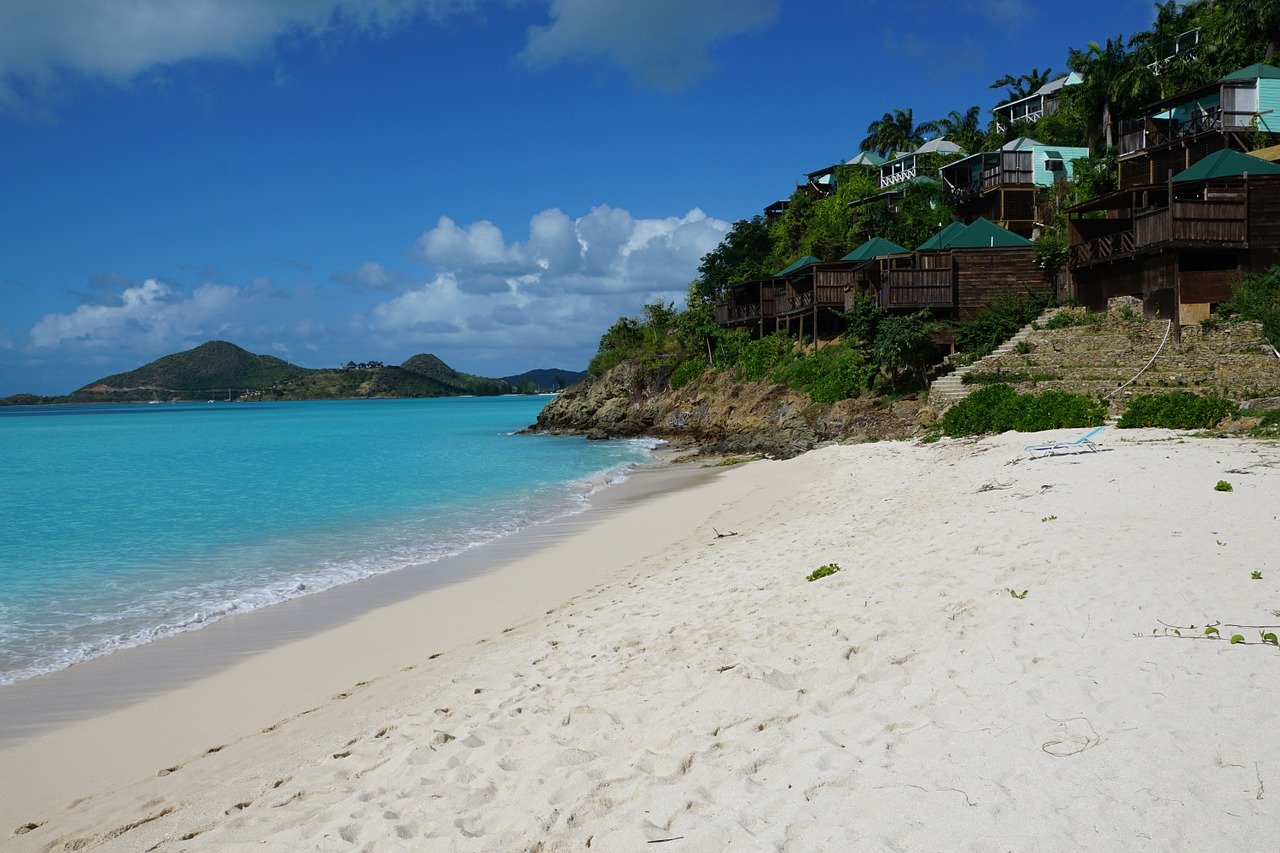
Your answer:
(945, 217), (1033, 249)
(1221, 63), (1280, 82)
(774, 254), (822, 277)
(916, 221), (967, 251)
(847, 151), (886, 167)
(1172, 148), (1280, 183)
(841, 237), (907, 262)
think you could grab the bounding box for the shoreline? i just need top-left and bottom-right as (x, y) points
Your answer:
(0, 445), (703, 739)
(4, 429), (1279, 849)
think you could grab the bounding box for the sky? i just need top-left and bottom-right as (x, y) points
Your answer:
(0, 0), (1162, 395)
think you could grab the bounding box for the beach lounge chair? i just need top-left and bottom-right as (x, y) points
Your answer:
(1024, 426), (1105, 458)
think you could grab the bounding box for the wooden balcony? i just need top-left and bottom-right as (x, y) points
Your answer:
(1069, 198), (1247, 267)
(885, 268), (954, 308)
(774, 283), (846, 317)
(714, 302), (761, 324)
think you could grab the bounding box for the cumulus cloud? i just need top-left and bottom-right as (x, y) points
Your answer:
(365, 203), (728, 366)
(330, 260), (417, 292)
(519, 0), (778, 91)
(0, 0), (466, 111)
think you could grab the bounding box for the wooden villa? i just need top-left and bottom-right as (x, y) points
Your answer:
(799, 151), (885, 199)
(1067, 148), (1280, 328)
(992, 72), (1082, 131)
(939, 137), (1088, 236)
(772, 255), (856, 341)
(1117, 63), (1280, 191)
(879, 218), (1049, 319)
(877, 138), (964, 190)
(714, 278), (780, 339)
(840, 237), (908, 311)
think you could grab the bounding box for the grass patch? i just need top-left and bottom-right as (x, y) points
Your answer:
(962, 370), (1059, 386)
(1043, 310), (1105, 330)
(1215, 480), (1233, 492)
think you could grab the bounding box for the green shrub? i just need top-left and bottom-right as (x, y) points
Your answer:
(1117, 393), (1239, 430)
(941, 384), (1105, 437)
(711, 327), (751, 370)
(954, 292), (1053, 358)
(587, 348), (629, 377)
(1215, 480), (1233, 492)
(807, 563), (841, 582)
(1043, 310), (1104, 330)
(772, 343), (876, 403)
(1218, 265), (1280, 346)
(669, 358), (707, 390)
(735, 332), (795, 382)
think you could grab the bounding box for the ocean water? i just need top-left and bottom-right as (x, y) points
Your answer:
(0, 397), (657, 685)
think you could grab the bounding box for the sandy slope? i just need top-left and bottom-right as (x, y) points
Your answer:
(4, 429), (1280, 851)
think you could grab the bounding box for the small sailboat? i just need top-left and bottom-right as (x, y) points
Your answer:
(148, 392), (161, 405)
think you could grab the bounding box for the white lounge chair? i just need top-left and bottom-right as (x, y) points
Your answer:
(1024, 426), (1105, 458)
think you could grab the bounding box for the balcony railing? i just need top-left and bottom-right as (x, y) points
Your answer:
(1117, 107), (1261, 156)
(1069, 198), (1247, 267)
(714, 302), (762, 324)
(884, 269), (953, 308)
(880, 165), (917, 189)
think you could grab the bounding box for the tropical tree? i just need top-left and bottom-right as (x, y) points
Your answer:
(860, 108), (926, 158)
(1067, 37), (1135, 152)
(1212, 0), (1280, 62)
(694, 216), (773, 301)
(1127, 0), (1201, 99)
(989, 67), (1055, 104)
(921, 106), (986, 154)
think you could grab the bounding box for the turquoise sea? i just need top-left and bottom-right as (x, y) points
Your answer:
(0, 397), (657, 685)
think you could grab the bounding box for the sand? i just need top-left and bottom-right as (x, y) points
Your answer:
(3, 429), (1280, 850)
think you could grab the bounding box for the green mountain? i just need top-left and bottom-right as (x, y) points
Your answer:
(500, 368), (587, 392)
(401, 353), (515, 395)
(3, 341), (522, 403)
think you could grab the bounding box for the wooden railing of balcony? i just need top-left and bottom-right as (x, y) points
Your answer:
(714, 302), (761, 324)
(885, 267), (954, 308)
(1117, 108), (1258, 156)
(1069, 197), (1247, 266)
(775, 282), (846, 316)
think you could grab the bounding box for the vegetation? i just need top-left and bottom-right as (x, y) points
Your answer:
(1217, 266), (1280, 346)
(401, 353), (515, 395)
(1043, 309), (1105, 329)
(1117, 392), (1239, 429)
(1215, 480), (1234, 492)
(954, 292), (1054, 359)
(941, 384), (1106, 436)
(806, 563), (842, 582)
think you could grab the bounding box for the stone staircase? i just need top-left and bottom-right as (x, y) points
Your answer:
(933, 297), (1280, 413)
(928, 306), (1064, 405)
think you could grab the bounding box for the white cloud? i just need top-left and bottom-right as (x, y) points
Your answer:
(0, 0), (467, 111)
(519, 0), (778, 91)
(331, 260), (418, 291)
(28, 277), (279, 353)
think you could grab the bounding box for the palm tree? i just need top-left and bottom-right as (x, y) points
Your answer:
(921, 106), (985, 154)
(990, 67), (1055, 104)
(1127, 0), (1201, 99)
(860, 108), (926, 158)
(1067, 37), (1132, 151)
(1215, 0), (1280, 62)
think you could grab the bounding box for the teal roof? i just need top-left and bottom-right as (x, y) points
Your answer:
(841, 237), (908, 262)
(1173, 148), (1280, 183)
(945, 217), (1033, 249)
(847, 150), (886, 167)
(1221, 63), (1280, 82)
(916, 218), (1031, 250)
(916, 221), (967, 251)
(774, 255), (822, 277)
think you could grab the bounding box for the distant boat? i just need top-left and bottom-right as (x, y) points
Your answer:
(148, 392), (161, 405)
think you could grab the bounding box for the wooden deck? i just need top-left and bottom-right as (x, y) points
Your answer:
(1069, 197), (1248, 268)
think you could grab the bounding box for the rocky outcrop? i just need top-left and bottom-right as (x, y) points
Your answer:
(529, 360), (922, 458)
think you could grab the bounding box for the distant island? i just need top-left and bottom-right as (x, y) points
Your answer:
(0, 341), (586, 405)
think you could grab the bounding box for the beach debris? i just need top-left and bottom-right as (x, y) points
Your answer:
(976, 481), (1012, 492)
(712, 528), (739, 539)
(1041, 716), (1100, 757)
(716, 664), (738, 673)
(648, 837), (685, 844)
(1009, 589), (1029, 600)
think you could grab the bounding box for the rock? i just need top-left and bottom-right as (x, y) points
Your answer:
(585, 428), (609, 440)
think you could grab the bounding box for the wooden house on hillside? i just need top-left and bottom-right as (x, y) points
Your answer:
(773, 255), (859, 341)
(940, 137), (1089, 236)
(1117, 63), (1280, 190)
(879, 218), (1048, 319)
(1068, 148), (1280, 329)
(840, 237), (908, 310)
(714, 278), (780, 339)
(800, 150), (885, 198)
(992, 72), (1082, 131)
(877, 138), (964, 190)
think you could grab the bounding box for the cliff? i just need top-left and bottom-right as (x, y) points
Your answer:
(531, 360), (924, 458)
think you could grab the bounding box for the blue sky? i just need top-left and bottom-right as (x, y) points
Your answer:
(0, 0), (1160, 394)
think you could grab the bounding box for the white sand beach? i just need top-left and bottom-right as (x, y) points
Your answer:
(3, 429), (1280, 850)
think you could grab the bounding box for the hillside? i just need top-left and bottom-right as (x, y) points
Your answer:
(501, 368), (587, 392)
(2, 341), (524, 403)
(400, 353), (514, 395)
(74, 341), (307, 398)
